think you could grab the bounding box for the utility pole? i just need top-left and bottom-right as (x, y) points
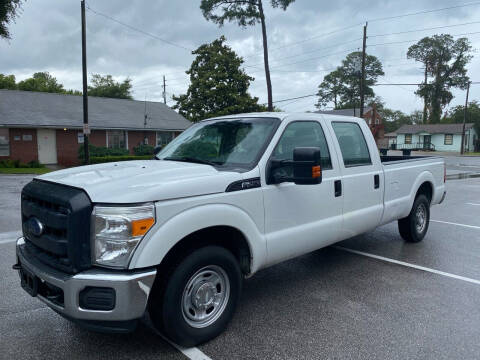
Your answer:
(461, 81), (470, 155)
(81, 0), (90, 164)
(422, 66), (428, 124)
(359, 22), (367, 118)
(163, 75), (167, 104)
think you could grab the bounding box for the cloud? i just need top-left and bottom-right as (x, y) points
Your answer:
(0, 0), (479, 114)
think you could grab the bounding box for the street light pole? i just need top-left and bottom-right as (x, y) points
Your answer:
(81, 0), (90, 164)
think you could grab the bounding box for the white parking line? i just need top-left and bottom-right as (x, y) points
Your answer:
(159, 333), (212, 360)
(334, 246), (480, 286)
(0, 231), (21, 244)
(431, 220), (480, 230)
(466, 203), (480, 206)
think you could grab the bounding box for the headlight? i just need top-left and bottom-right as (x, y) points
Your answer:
(91, 204), (155, 268)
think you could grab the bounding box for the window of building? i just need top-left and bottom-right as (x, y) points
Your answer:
(107, 130), (127, 149)
(332, 122), (372, 167)
(0, 128), (9, 156)
(444, 134), (453, 145)
(405, 134), (412, 144)
(157, 131), (174, 147)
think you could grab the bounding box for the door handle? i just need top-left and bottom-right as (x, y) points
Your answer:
(334, 180), (342, 197)
(374, 174), (380, 189)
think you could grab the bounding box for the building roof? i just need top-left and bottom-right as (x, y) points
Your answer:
(384, 132), (397, 137)
(0, 89), (191, 131)
(315, 107), (372, 117)
(395, 123), (475, 135)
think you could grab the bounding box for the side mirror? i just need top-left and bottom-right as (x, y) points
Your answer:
(292, 147), (322, 185)
(153, 145), (162, 155)
(268, 147), (322, 185)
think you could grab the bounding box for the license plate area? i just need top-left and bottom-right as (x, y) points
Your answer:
(20, 266), (39, 297)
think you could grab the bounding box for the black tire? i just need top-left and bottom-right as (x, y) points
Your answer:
(398, 194), (430, 243)
(149, 246), (242, 347)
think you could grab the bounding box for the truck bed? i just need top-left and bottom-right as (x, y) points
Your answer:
(380, 155), (440, 164)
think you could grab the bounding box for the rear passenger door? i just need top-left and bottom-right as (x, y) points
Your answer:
(329, 120), (383, 238)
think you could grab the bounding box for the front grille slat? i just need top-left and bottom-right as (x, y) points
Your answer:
(21, 180), (92, 274)
(22, 199), (68, 230)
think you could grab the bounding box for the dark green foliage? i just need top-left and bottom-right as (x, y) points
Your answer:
(78, 144), (129, 160)
(443, 101), (480, 136)
(133, 144), (155, 156)
(200, 0), (295, 27)
(0, 159), (44, 168)
(0, 0), (23, 39)
(0, 74), (17, 89)
(173, 36), (266, 122)
(89, 155), (152, 164)
(17, 72), (65, 93)
(316, 52), (384, 109)
(407, 35), (472, 123)
(88, 74), (133, 99)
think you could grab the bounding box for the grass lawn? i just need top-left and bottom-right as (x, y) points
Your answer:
(465, 152), (480, 156)
(0, 167), (53, 175)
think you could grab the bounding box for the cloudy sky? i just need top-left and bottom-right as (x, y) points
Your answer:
(1, 0), (479, 115)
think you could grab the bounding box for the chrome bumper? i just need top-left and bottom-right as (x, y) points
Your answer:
(16, 238), (156, 323)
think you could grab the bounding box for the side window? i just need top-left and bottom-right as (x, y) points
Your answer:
(271, 121), (332, 178)
(332, 122), (372, 167)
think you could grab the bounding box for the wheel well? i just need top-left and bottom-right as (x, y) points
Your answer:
(416, 181), (433, 203)
(157, 226), (252, 276)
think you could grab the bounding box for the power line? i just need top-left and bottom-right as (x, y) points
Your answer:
(369, 20), (480, 38)
(368, 1), (480, 23)
(368, 31), (480, 48)
(85, 3), (193, 52)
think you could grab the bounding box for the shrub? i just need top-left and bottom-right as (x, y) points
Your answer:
(89, 155), (153, 164)
(78, 144), (129, 160)
(0, 159), (44, 168)
(133, 144), (155, 156)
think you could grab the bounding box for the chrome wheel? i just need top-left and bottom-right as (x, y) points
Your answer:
(415, 203), (427, 234)
(181, 265), (230, 328)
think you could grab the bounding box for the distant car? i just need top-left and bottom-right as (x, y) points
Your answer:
(14, 112), (446, 346)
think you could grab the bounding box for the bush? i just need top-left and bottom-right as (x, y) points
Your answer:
(78, 144), (129, 160)
(0, 159), (44, 168)
(133, 144), (155, 156)
(89, 155), (153, 164)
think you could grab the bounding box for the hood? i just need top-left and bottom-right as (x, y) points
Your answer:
(37, 160), (242, 203)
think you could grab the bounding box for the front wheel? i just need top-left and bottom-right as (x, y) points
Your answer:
(398, 194), (430, 243)
(149, 246), (242, 347)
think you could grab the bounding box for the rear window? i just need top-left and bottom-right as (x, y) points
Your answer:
(332, 122), (372, 167)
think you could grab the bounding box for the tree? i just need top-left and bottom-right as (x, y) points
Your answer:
(17, 72), (65, 93)
(0, 74), (17, 89)
(172, 36), (265, 122)
(0, 0), (23, 39)
(315, 69), (344, 109)
(444, 101), (480, 136)
(407, 35), (472, 124)
(87, 74), (133, 99)
(200, 0), (295, 112)
(316, 52), (384, 110)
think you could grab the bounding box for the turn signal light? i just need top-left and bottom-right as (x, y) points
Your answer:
(312, 165), (321, 178)
(132, 218), (155, 237)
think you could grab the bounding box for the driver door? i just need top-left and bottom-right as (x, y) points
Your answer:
(262, 120), (343, 266)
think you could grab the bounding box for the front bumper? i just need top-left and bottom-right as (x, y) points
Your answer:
(15, 238), (156, 332)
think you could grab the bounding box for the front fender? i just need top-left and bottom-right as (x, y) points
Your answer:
(128, 204), (266, 274)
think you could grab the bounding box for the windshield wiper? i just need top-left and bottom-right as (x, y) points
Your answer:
(163, 157), (221, 166)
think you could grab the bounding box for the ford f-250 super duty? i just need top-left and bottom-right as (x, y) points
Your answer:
(14, 112), (446, 346)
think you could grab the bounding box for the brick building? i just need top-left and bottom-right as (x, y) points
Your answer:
(315, 105), (384, 144)
(0, 90), (191, 166)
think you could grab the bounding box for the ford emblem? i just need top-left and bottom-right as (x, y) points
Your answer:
(26, 217), (44, 237)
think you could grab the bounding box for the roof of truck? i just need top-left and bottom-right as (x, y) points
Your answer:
(204, 112), (362, 122)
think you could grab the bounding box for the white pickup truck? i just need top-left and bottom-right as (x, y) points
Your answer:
(14, 112), (446, 346)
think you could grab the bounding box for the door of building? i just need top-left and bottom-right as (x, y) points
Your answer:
(37, 129), (57, 164)
(423, 135), (431, 150)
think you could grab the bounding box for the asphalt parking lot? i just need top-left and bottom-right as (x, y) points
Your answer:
(1, 160), (480, 360)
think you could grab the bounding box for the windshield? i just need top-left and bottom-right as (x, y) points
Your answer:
(157, 117), (280, 171)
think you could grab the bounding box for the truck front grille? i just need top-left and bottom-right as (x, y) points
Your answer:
(21, 180), (92, 274)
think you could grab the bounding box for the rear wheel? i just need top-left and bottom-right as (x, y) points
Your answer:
(149, 246), (241, 347)
(398, 194), (430, 243)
